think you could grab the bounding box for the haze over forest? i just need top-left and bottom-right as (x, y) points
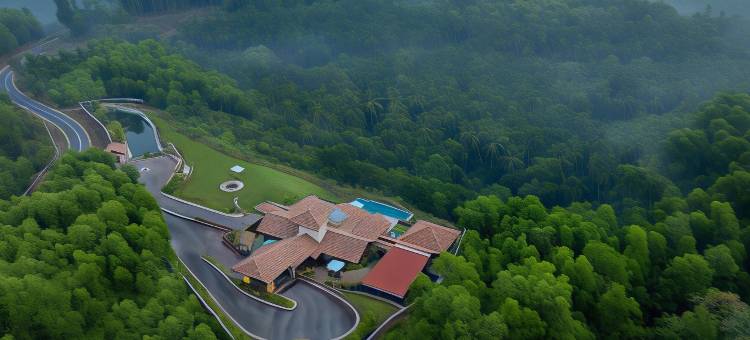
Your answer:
(0, 0), (749, 339)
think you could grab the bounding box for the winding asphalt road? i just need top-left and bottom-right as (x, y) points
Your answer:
(0, 67), (90, 152)
(136, 156), (358, 340)
(5, 51), (357, 338)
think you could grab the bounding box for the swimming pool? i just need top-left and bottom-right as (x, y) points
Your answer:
(350, 198), (413, 221)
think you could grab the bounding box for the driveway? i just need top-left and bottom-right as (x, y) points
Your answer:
(139, 156), (358, 339)
(0, 67), (90, 152)
(134, 156), (261, 230)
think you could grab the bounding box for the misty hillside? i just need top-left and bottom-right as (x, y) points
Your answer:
(659, 0), (750, 16)
(1, 1), (750, 339)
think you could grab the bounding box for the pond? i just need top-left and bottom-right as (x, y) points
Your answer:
(109, 109), (160, 157)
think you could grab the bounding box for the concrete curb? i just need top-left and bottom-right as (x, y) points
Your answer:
(298, 276), (360, 340)
(176, 256), (266, 340)
(2, 66), (72, 149)
(335, 287), (404, 309)
(104, 104), (163, 151)
(181, 275), (236, 340)
(161, 191), (245, 217)
(201, 257), (298, 311)
(79, 101), (112, 144)
(22, 120), (60, 196)
(7, 70), (91, 151)
(365, 304), (413, 340)
(161, 208), (231, 232)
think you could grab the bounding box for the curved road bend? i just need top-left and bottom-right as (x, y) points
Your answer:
(0, 67), (90, 152)
(138, 156), (357, 339)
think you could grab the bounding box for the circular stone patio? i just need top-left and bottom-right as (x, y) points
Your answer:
(219, 180), (245, 192)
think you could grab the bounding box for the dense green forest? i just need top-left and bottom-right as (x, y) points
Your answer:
(0, 7), (43, 55)
(0, 149), (222, 339)
(21, 0), (750, 337)
(28, 0), (750, 220)
(0, 96), (54, 199)
(383, 93), (750, 338)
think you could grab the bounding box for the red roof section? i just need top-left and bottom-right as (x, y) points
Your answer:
(255, 202), (286, 214)
(398, 220), (461, 254)
(106, 142), (127, 155)
(361, 247), (429, 298)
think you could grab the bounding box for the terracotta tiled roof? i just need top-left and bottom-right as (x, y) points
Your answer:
(106, 142), (127, 155)
(361, 247), (429, 298)
(398, 220), (461, 254)
(285, 196), (335, 231)
(232, 234), (318, 283)
(256, 212), (299, 239)
(253, 195), (403, 265)
(335, 204), (392, 239)
(311, 229), (370, 263)
(376, 235), (437, 255)
(290, 210), (324, 231)
(255, 202), (286, 214)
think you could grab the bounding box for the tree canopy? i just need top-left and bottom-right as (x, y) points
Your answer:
(0, 149), (223, 339)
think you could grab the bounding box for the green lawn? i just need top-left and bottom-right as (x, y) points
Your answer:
(149, 115), (336, 212)
(341, 291), (399, 339)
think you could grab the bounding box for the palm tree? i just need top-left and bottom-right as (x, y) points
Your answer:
(501, 148), (525, 173)
(387, 87), (407, 115)
(363, 89), (386, 129)
(460, 132), (482, 162)
(417, 127), (435, 145)
(484, 142), (507, 168)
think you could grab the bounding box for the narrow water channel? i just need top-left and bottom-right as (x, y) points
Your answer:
(109, 109), (160, 157)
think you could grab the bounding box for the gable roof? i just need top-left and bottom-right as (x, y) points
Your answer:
(334, 203), (392, 239)
(255, 212), (299, 239)
(252, 195), (400, 267)
(361, 247), (429, 298)
(285, 196), (335, 231)
(232, 234), (318, 283)
(106, 142), (127, 155)
(255, 202), (287, 214)
(290, 210), (325, 231)
(311, 229), (370, 263)
(398, 220), (461, 254)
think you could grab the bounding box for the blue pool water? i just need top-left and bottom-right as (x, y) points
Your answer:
(350, 198), (413, 221)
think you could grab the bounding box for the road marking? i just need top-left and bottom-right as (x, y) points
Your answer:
(2, 70), (73, 150)
(3, 70), (89, 151)
(7, 71), (84, 150)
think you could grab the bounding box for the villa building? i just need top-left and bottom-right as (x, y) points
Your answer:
(232, 195), (462, 298)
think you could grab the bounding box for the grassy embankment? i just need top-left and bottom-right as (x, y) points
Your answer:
(143, 105), (452, 226)
(150, 114), (336, 212)
(341, 291), (399, 340)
